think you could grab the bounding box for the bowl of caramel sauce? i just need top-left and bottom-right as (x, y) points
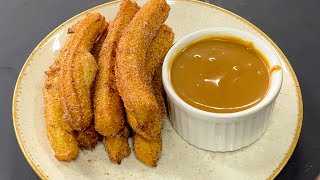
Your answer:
(162, 28), (283, 151)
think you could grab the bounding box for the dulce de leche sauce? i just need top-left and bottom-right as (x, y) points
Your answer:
(170, 37), (270, 113)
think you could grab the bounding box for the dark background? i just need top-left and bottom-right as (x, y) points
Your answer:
(0, 0), (319, 179)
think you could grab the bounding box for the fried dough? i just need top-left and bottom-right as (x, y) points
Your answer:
(145, 25), (175, 81)
(94, 0), (139, 137)
(133, 25), (174, 167)
(103, 124), (131, 164)
(130, 25), (174, 140)
(43, 58), (79, 161)
(76, 124), (100, 149)
(133, 63), (167, 167)
(115, 0), (170, 141)
(153, 66), (166, 99)
(92, 26), (109, 60)
(42, 0), (175, 165)
(133, 133), (162, 167)
(93, 0), (139, 164)
(73, 23), (110, 150)
(59, 13), (107, 131)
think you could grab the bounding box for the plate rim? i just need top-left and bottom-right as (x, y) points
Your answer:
(12, 0), (303, 179)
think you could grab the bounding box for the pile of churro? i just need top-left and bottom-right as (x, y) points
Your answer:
(42, 0), (174, 167)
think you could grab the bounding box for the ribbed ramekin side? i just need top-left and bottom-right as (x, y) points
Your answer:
(168, 99), (274, 152)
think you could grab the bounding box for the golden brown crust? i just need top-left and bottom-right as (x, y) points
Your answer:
(94, 0), (139, 137)
(59, 13), (107, 131)
(43, 57), (79, 161)
(42, 0), (174, 165)
(133, 133), (162, 167)
(145, 25), (174, 80)
(103, 124), (131, 164)
(132, 67), (166, 167)
(92, 25), (109, 59)
(94, 0), (139, 164)
(131, 24), (174, 167)
(126, 24), (174, 140)
(76, 124), (100, 149)
(132, 65), (167, 167)
(153, 67), (166, 99)
(115, 0), (170, 140)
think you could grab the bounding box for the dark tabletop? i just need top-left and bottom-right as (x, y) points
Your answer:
(0, 0), (319, 179)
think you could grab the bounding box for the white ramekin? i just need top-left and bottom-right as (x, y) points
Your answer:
(162, 28), (283, 152)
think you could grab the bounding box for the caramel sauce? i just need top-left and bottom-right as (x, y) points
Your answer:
(170, 37), (270, 113)
(270, 65), (282, 74)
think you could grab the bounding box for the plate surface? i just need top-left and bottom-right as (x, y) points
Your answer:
(12, 0), (303, 179)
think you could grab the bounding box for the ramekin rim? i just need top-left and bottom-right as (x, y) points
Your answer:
(162, 27), (283, 120)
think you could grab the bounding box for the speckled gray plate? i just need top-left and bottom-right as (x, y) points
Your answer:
(12, 0), (303, 179)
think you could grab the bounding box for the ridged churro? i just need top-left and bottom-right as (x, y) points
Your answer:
(43, 0), (175, 165)
(94, 0), (139, 163)
(131, 25), (174, 140)
(132, 25), (174, 167)
(115, 0), (170, 141)
(94, 0), (139, 137)
(43, 58), (79, 161)
(59, 13), (107, 131)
